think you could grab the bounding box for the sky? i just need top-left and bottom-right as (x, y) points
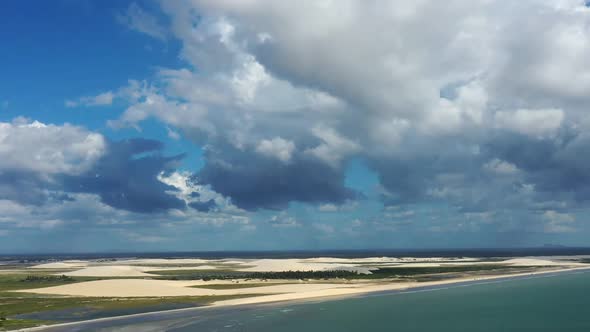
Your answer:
(1, 0), (590, 253)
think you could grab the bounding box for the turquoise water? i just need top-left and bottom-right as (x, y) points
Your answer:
(170, 271), (590, 332)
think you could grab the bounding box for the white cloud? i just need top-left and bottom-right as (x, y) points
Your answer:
(157, 171), (244, 214)
(255, 137), (295, 163)
(318, 201), (358, 212)
(122, 0), (587, 174)
(0, 119), (106, 175)
(268, 212), (300, 227)
(494, 109), (564, 138)
(318, 203), (338, 212)
(483, 159), (519, 175)
(108, 83), (211, 134)
(305, 126), (360, 168)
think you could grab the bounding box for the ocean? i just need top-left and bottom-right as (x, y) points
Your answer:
(39, 269), (590, 332)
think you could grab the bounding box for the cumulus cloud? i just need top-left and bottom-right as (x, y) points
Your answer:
(94, 0), (590, 231)
(0, 119), (105, 175)
(305, 126), (360, 168)
(0, 118), (195, 215)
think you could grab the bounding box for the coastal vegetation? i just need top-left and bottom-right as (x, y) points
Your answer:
(152, 264), (541, 281)
(0, 273), (261, 331)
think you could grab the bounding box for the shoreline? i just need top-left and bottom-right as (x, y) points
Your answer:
(209, 265), (590, 307)
(17, 266), (590, 331)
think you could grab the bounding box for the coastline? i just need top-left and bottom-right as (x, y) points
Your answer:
(210, 265), (590, 306)
(17, 266), (590, 332)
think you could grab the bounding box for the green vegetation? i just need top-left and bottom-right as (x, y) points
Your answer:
(249, 270), (361, 279)
(0, 273), (267, 331)
(20, 274), (75, 283)
(154, 264), (525, 281)
(0, 294), (263, 331)
(365, 265), (509, 277)
(0, 318), (53, 331)
(0, 274), (88, 292)
(0, 273), (90, 330)
(152, 269), (248, 280)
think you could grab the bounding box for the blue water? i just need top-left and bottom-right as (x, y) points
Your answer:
(41, 270), (590, 331)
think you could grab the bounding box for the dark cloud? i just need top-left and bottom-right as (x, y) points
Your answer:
(195, 144), (359, 211)
(371, 128), (590, 216)
(372, 158), (433, 205)
(61, 139), (187, 213)
(0, 170), (53, 205)
(483, 130), (590, 203)
(371, 143), (486, 207)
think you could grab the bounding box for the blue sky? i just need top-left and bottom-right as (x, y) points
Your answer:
(1, 0), (590, 253)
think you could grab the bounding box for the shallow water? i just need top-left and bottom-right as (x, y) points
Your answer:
(40, 270), (590, 332)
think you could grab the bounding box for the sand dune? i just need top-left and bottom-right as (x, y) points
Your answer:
(30, 262), (88, 269)
(302, 257), (478, 264)
(62, 266), (156, 277)
(59, 265), (225, 277)
(237, 259), (375, 274)
(28, 256), (586, 278)
(16, 279), (362, 297)
(114, 259), (212, 265)
(147, 265), (220, 271)
(500, 258), (587, 266)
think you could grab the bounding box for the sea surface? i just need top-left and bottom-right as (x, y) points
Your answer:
(38, 269), (590, 332)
